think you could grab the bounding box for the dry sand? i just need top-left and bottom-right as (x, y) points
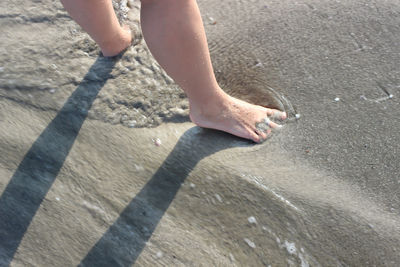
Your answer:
(1, 0), (400, 266)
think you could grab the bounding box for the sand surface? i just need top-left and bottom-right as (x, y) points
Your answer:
(1, 0), (399, 266)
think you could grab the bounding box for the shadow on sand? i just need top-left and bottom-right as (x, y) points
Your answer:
(0, 56), (116, 266)
(79, 127), (244, 266)
(0, 54), (250, 266)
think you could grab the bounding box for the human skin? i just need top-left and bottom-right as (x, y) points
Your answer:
(60, 0), (286, 142)
(60, 0), (132, 57)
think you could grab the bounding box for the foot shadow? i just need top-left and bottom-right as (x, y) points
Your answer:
(79, 128), (249, 266)
(0, 56), (116, 266)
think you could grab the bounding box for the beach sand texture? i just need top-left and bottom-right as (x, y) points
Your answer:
(1, 0), (399, 266)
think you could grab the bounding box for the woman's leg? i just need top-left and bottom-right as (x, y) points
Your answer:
(60, 0), (132, 56)
(140, 0), (285, 142)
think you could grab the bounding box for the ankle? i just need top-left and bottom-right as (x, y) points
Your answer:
(188, 87), (230, 119)
(99, 26), (132, 57)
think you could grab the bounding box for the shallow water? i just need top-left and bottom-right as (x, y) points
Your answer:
(1, 0), (400, 266)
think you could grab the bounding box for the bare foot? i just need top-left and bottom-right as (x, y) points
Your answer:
(100, 25), (133, 57)
(189, 90), (286, 143)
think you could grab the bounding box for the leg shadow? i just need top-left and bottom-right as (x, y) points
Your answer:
(80, 128), (247, 266)
(0, 56), (116, 266)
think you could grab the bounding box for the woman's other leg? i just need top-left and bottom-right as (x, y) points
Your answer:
(60, 0), (131, 56)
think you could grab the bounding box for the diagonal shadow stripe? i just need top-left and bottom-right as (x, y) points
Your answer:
(79, 128), (242, 266)
(0, 56), (116, 266)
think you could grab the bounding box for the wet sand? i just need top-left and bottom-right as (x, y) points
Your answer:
(1, 0), (400, 266)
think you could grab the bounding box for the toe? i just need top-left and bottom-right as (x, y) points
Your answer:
(268, 120), (283, 130)
(248, 130), (261, 143)
(265, 108), (275, 116)
(268, 109), (287, 120)
(255, 129), (268, 141)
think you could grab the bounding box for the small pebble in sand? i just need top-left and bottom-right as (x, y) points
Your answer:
(215, 194), (223, 203)
(334, 97), (340, 102)
(248, 216), (257, 224)
(153, 138), (162, 146)
(156, 251), (163, 259)
(190, 183), (196, 189)
(284, 240), (297, 255)
(128, 120), (137, 128)
(121, 114), (128, 121)
(244, 238), (256, 248)
(136, 165), (145, 173)
(207, 16), (217, 25)
(49, 89), (56, 94)
(229, 253), (235, 262)
(388, 94), (393, 99)
(55, 197), (60, 201)
(170, 107), (186, 116)
(295, 113), (301, 119)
